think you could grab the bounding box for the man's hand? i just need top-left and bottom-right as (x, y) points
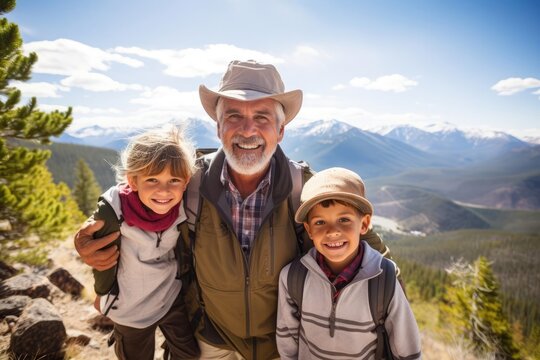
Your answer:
(74, 219), (119, 271)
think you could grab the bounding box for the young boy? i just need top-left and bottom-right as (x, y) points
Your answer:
(276, 167), (421, 359)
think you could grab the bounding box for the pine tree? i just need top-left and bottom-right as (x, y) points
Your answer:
(441, 257), (521, 359)
(73, 159), (102, 216)
(9, 164), (84, 241)
(1, 0), (77, 241)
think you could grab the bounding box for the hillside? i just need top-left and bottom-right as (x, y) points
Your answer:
(47, 143), (118, 189)
(371, 145), (540, 210)
(367, 184), (540, 234)
(10, 140), (117, 190)
(47, 142), (117, 190)
(386, 229), (540, 337)
(368, 185), (491, 233)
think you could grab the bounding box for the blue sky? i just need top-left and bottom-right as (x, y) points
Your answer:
(6, 0), (540, 137)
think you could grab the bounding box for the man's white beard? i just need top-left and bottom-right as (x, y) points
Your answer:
(223, 136), (275, 176)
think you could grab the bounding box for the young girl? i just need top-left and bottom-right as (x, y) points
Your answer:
(90, 125), (199, 360)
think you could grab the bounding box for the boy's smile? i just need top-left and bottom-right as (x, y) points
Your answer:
(304, 201), (371, 274)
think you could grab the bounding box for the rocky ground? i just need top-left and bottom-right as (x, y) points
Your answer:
(0, 236), (476, 360)
(0, 236), (167, 360)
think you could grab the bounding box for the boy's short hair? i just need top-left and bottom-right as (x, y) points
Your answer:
(295, 167), (373, 223)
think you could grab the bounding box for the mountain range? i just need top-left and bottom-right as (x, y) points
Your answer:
(51, 118), (540, 233)
(369, 122), (531, 164)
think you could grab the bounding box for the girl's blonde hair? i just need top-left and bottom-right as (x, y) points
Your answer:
(115, 125), (197, 183)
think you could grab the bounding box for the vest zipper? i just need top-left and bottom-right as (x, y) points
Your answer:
(269, 214), (275, 275)
(245, 274), (250, 337)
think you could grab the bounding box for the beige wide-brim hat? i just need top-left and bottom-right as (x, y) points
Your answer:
(199, 60), (303, 125)
(295, 167), (374, 223)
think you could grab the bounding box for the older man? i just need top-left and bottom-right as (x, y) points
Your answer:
(75, 60), (391, 360)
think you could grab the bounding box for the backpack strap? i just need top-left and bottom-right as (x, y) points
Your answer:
(286, 257), (308, 320)
(185, 151), (215, 233)
(287, 159), (313, 254)
(369, 257), (396, 360)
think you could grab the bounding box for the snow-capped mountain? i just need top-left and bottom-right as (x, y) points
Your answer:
(369, 122), (530, 164)
(56, 118), (220, 150)
(281, 119), (451, 177)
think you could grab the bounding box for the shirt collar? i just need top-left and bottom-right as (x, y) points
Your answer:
(316, 242), (364, 284)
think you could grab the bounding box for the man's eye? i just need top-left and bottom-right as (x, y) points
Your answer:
(255, 115), (269, 122)
(227, 114), (242, 122)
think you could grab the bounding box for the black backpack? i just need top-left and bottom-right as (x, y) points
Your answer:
(286, 256), (396, 360)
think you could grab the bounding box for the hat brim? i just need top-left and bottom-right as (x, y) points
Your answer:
(294, 192), (374, 223)
(199, 85), (303, 125)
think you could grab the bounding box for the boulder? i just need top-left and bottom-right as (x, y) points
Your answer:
(0, 295), (32, 319)
(47, 267), (84, 298)
(10, 298), (67, 359)
(0, 261), (17, 281)
(0, 219), (11, 232)
(65, 329), (92, 347)
(0, 273), (52, 299)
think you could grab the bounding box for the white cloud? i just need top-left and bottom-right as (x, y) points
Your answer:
(24, 38), (144, 76)
(350, 74), (418, 92)
(73, 106), (122, 115)
(293, 45), (320, 59)
(60, 72), (144, 92)
(350, 77), (371, 88)
(491, 77), (540, 96)
(37, 103), (70, 113)
(36, 103), (122, 115)
(10, 80), (69, 98)
(331, 84), (346, 91)
(131, 86), (202, 113)
(114, 44), (283, 78)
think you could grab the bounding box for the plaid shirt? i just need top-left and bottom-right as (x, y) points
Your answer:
(316, 242), (364, 303)
(221, 159), (273, 258)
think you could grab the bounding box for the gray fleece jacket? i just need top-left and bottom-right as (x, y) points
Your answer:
(276, 243), (422, 360)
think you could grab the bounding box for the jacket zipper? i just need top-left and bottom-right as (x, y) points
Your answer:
(329, 302), (337, 338)
(330, 285), (337, 338)
(156, 231), (163, 248)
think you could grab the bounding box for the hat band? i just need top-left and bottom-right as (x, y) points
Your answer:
(220, 82), (281, 95)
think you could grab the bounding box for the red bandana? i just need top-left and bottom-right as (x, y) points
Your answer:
(118, 184), (179, 232)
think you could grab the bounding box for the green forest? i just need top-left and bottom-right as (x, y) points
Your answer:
(381, 228), (540, 358)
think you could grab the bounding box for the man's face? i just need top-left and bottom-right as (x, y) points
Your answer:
(217, 97), (284, 176)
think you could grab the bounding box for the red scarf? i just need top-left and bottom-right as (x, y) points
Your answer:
(118, 184), (179, 232)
